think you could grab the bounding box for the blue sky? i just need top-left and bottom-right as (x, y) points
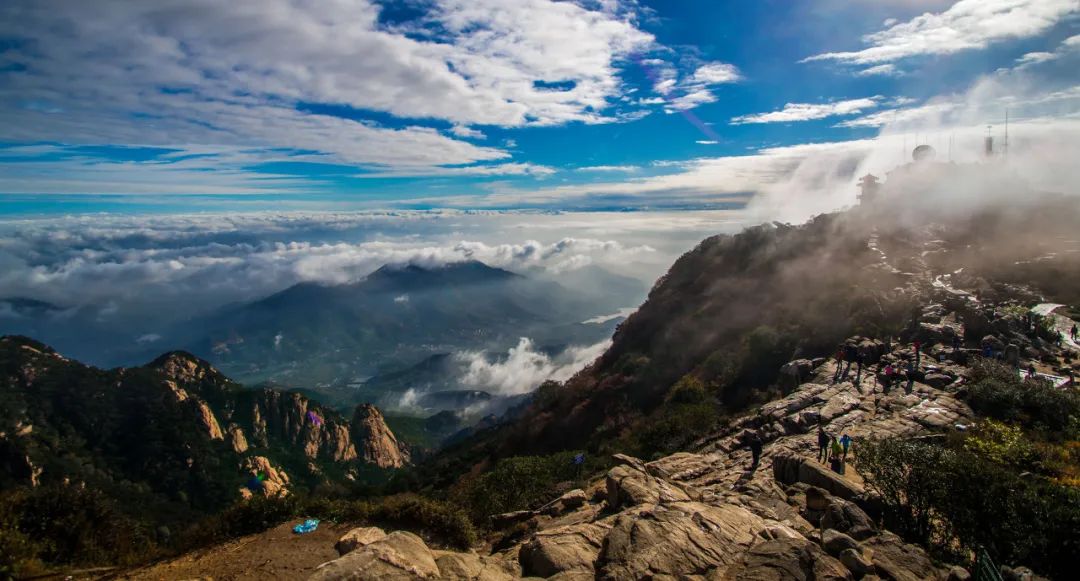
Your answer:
(0, 0), (1078, 214)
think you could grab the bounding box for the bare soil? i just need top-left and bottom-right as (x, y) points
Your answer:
(116, 520), (351, 581)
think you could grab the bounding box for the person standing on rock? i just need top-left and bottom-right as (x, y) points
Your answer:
(747, 432), (763, 469)
(830, 436), (844, 473)
(1072, 324), (1078, 342)
(817, 426), (830, 463)
(840, 433), (852, 461)
(913, 339), (922, 368)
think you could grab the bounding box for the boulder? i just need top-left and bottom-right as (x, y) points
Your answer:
(335, 526), (387, 556)
(519, 523), (606, 578)
(772, 453), (864, 501)
(435, 551), (516, 581)
(821, 498), (876, 540)
(538, 489), (588, 517)
(862, 532), (943, 581)
(806, 486), (830, 511)
(922, 373), (953, 389)
(821, 529), (861, 557)
(606, 464), (690, 509)
(599, 502), (774, 579)
(718, 537), (852, 580)
(310, 531), (440, 580)
(839, 547), (875, 577)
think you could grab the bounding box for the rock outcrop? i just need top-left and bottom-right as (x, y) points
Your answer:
(308, 343), (982, 580)
(352, 404), (410, 469)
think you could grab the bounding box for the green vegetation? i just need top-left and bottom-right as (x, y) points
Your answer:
(856, 359), (1080, 579)
(179, 492), (476, 551)
(0, 487), (478, 578)
(450, 451), (595, 526)
(0, 485), (155, 579)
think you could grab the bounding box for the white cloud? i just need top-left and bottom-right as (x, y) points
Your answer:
(856, 64), (902, 77)
(1009, 33), (1080, 70)
(645, 60), (741, 113)
(835, 101), (959, 128)
(731, 97), (882, 125)
(804, 0), (1078, 64)
(355, 163), (556, 179)
(0, 0), (658, 181)
(695, 140), (719, 145)
(576, 165), (639, 172)
(691, 63), (742, 85)
(457, 337), (610, 396)
(449, 125), (487, 140)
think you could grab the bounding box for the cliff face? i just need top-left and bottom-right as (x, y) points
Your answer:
(0, 338), (406, 511)
(351, 403), (410, 468)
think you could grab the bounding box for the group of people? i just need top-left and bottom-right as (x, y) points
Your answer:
(817, 426), (852, 474)
(834, 337), (924, 394)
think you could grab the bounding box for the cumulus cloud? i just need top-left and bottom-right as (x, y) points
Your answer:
(0, 0), (658, 186)
(457, 337), (610, 396)
(804, 0), (1078, 65)
(730, 97), (883, 125)
(639, 58), (741, 113)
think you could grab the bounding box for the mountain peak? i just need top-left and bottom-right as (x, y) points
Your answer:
(364, 260), (520, 289)
(147, 350), (226, 386)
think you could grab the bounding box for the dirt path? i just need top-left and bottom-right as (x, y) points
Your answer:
(117, 521), (350, 581)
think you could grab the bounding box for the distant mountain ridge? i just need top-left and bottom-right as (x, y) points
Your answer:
(187, 260), (638, 390)
(0, 336), (408, 520)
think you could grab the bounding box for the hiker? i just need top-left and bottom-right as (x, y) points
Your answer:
(881, 363), (894, 392)
(817, 426), (830, 463)
(913, 339), (922, 367)
(840, 434), (852, 460)
(830, 436), (844, 474)
(1027, 363), (1037, 379)
(843, 343), (858, 377)
(747, 432), (763, 469)
(1072, 324), (1078, 342)
(833, 347), (845, 382)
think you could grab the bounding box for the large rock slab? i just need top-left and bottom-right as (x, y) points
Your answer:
(598, 502), (778, 580)
(434, 551), (516, 581)
(606, 463), (691, 509)
(518, 523), (607, 578)
(717, 537), (851, 580)
(335, 526), (387, 556)
(310, 531), (439, 580)
(772, 453), (864, 501)
(862, 532), (944, 581)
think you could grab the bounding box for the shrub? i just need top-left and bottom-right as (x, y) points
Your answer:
(0, 485), (155, 571)
(963, 419), (1037, 468)
(666, 375), (707, 404)
(967, 359), (1080, 433)
(453, 451), (584, 525)
(855, 438), (954, 546)
(856, 436), (1080, 579)
(367, 494), (476, 549)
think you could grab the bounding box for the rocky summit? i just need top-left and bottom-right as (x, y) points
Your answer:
(306, 349), (978, 580)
